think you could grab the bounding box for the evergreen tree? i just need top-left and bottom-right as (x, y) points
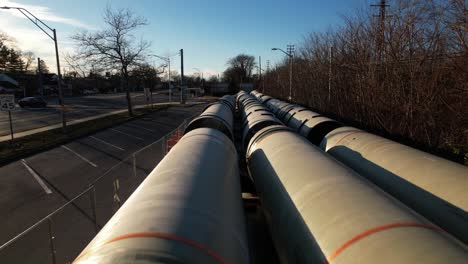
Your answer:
(0, 43), (9, 72)
(6, 48), (25, 73)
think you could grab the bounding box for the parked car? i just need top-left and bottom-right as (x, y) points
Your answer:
(18, 97), (47, 108)
(83, 89), (98, 95)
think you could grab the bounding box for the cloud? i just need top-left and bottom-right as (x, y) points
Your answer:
(0, 1), (97, 73)
(1, 0), (94, 29)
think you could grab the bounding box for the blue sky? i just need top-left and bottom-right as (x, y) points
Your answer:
(0, 0), (368, 77)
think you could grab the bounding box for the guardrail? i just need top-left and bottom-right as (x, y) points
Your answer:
(0, 119), (189, 264)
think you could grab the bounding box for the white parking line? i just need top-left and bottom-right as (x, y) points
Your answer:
(110, 128), (144, 140)
(21, 159), (52, 194)
(89, 136), (125, 151)
(124, 123), (156, 133)
(61, 145), (98, 168)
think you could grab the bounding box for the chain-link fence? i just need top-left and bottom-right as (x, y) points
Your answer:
(0, 119), (189, 264)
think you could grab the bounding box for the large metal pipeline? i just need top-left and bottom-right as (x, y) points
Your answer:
(184, 102), (234, 140)
(242, 111), (282, 151)
(259, 95), (273, 103)
(281, 105), (309, 124)
(275, 103), (297, 121)
(250, 90), (264, 99)
(246, 125), (468, 264)
(286, 109), (342, 145)
(239, 95), (282, 151)
(261, 96), (342, 145)
(218, 94), (236, 112)
(250, 90), (273, 103)
(240, 97), (261, 111)
(320, 126), (468, 244)
(264, 98), (289, 116)
(236, 91), (250, 105)
(74, 128), (250, 264)
(241, 102), (269, 121)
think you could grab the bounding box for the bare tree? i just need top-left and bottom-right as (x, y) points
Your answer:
(263, 0), (468, 163)
(71, 6), (150, 115)
(22, 51), (35, 72)
(39, 59), (49, 74)
(64, 52), (90, 78)
(226, 54), (256, 79)
(0, 31), (11, 43)
(223, 54), (256, 91)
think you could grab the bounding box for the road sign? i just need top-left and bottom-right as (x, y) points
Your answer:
(0, 94), (15, 143)
(144, 88), (151, 100)
(144, 88), (153, 109)
(0, 94), (15, 111)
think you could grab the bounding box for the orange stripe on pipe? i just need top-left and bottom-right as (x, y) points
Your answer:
(326, 222), (446, 263)
(74, 232), (229, 264)
(333, 131), (362, 146)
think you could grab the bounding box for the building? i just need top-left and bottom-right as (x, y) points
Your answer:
(0, 73), (20, 96)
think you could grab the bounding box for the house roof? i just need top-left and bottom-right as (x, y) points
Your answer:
(0, 74), (19, 87)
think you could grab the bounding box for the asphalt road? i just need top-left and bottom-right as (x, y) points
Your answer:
(0, 91), (174, 137)
(0, 103), (206, 263)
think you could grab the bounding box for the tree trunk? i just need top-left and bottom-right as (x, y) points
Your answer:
(123, 66), (133, 116)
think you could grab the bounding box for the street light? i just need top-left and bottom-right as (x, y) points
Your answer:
(255, 65), (264, 93)
(192, 67), (203, 82)
(148, 54), (170, 101)
(1, 6), (67, 131)
(192, 68), (204, 97)
(272, 46), (294, 101)
(148, 52), (180, 102)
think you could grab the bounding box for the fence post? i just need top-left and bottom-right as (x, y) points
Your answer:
(132, 153), (137, 178)
(47, 218), (57, 264)
(89, 187), (99, 234)
(165, 134), (169, 154)
(113, 179), (121, 208)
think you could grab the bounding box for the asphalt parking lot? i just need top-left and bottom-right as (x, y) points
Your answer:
(0, 103), (206, 263)
(0, 91), (172, 137)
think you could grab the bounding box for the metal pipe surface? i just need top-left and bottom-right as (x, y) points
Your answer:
(265, 99), (290, 116)
(240, 98), (261, 110)
(246, 125), (468, 264)
(281, 106), (309, 125)
(264, 97), (341, 145)
(236, 91), (249, 104)
(241, 112), (282, 151)
(184, 102), (234, 140)
(218, 95), (236, 112)
(259, 95), (273, 103)
(241, 104), (268, 121)
(264, 98), (283, 112)
(321, 126), (468, 244)
(294, 115), (342, 145)
(74, 128), (249, 264)
(239, 96), (282, 151)
(250, 90), (264, 99)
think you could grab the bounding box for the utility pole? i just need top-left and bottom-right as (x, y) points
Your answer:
(371, 0), (388, 62)
(37, 57), (43, 96)
(168, 58), (171, 102)
(287, 44), (295, 102)
(259, 56), (264, 93)
(0, 7), (67, 131)
(53, 29), (66, 131)
(328, 46), (333, 104)
(266, 60), (270, 94)
(180, 49), (184, 104)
